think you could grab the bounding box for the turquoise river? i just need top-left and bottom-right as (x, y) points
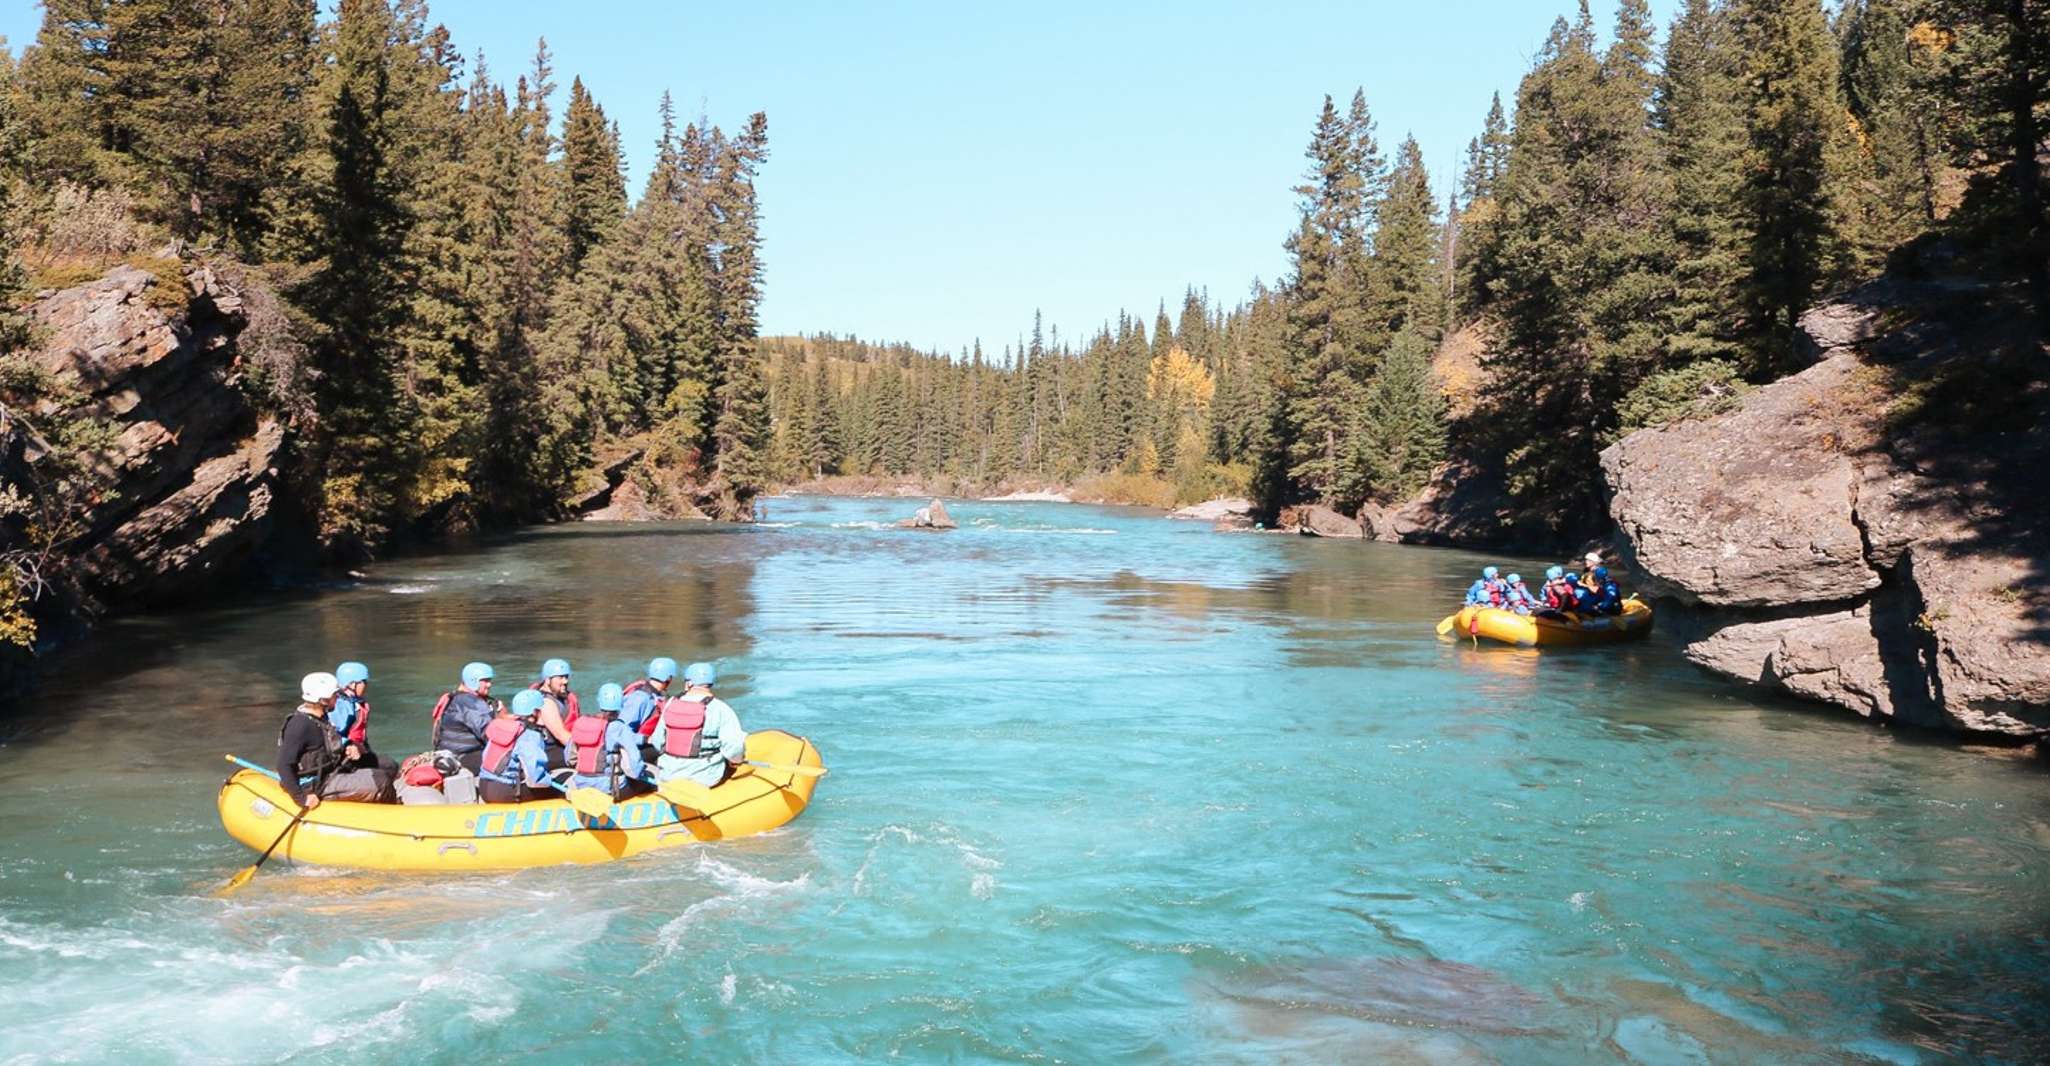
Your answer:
(2, 496), (2047, 1063)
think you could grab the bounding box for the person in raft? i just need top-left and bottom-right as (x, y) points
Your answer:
(1502, 574), (1541, 615)
(650, 662), (749, 788)
(328, 661), (396, 773)
(1464, 566), (1509, 608)
(1537, 565), (1579, 616)
(529, 658), (578, 768)
(430, 662), (500, 775)
(278, 672), (395, 808)
(1577, 565), (1624, 615)
(477, 690), (562, 804)
(622, 656), (679, 757)
(567, 682), (650, 800)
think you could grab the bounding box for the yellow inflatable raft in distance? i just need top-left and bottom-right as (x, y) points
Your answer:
(1449, 597), (1654, 647)
(218, 730), (823, 872)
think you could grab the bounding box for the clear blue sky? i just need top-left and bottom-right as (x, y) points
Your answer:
(5, 0), (1679, 357)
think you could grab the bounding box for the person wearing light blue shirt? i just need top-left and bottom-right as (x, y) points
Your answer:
(478, 691), (562, 804)
(650, 663), (749, 788)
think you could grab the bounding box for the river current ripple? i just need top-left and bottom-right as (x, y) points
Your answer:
(1, 496), (2046, 1062)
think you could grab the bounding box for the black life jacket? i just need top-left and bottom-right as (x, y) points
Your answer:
(658, 697), (718, 759)
(431, 690), (495, 753)
(280, 708), (345, 781)
(530, 682), (582, 731)
(571, 712), (618, 776)
(481, 717), (529, 777)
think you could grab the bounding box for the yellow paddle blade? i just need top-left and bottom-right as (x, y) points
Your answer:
(745, 759), (826, 778)
(215, 865), (259, 897)
(567, 787), (614, 819)
(657, 777), (717, 812)
(1435, 613), (1458, 636)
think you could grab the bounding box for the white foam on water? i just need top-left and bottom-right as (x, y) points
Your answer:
(830, 520), (893, 530)
(719, 971), (738, 1006)
(386, 584), (432, 595)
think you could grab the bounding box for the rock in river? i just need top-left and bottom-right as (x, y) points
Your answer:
(897, 498), (958, 530)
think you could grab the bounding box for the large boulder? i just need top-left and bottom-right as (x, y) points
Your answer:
(1601, 278), (2050, 740)
(1279, 503), (1362, 538)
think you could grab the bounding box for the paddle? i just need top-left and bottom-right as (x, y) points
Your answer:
(1435, 612), (1459, 636)
(656, 775), (718, 813)
(217, 756), (315, 896)
(567, 787), (614, 819)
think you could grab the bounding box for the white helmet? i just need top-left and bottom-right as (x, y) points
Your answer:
(300, 671), (340, 703)
(1583, 551), (1602, 567)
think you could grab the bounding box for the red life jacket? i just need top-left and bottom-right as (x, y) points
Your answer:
(481, 717), (528, 776)
(529, 682), (582, 731)
(627, 679), (668, 737)
(571, 713), (616, 776)
(1542, 580), (1576, 610)
(1485, 580), (1509, 607)
(658, 697), (712, 758)
(345, 696), (370, 746)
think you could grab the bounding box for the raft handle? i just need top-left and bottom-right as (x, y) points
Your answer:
(436, 842), (478, 857)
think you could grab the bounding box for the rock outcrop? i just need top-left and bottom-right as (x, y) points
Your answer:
(897, 498), (958, 530)
(1602, 274), (2049, 739)
(13, 260), (286, 609)
(1280, 503), (1362, 538)
(1167, 497), (1253, 522)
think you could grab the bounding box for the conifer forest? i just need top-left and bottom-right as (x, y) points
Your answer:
(2, 0), (2046, 564)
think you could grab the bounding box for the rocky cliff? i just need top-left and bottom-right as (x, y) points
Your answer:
(1601, 273), (2049, 739)
(5, 260), (287, 617)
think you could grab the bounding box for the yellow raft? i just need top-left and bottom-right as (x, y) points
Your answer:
(217, 730), (823, 872)
(1448, 597), (1654, 647)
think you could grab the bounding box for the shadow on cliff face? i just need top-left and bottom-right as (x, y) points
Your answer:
(1854, 284), (2050, 653)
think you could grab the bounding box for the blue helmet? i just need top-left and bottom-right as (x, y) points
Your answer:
(540, 657), (571, 680)
(1482, 566), (1499, 580)
(1506, 574), (1523, 585)
(647, 657), (679, 682)
(509, 689), (545, 717)
(461, 661), (494, 688)
(1545, 565), (1564, 581)
(1594, 566), (1611, 581)
(683, 661), (717, 687)
(335, 661), (369, 685)
(597, 683), (625, 712)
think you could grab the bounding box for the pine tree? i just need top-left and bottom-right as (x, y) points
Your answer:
(1273, 95), (1376, 509)
(1373, 135), (1443, 341)
(1928, 0), (2050, 311)
(289, 0), (423, 552)
(1839, 0), (1947, 260)
(1732, 0), (1861, 370)
(1659, 0), (1749, 368)
(561, 76), (625, 270)
(1342, 332), (1447, 503)
(1478, 5), (1671, 534)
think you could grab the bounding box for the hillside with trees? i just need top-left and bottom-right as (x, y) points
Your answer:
(1, 0), (771, 553)
(0, 0), (778, 645)
(762, 0), (2046, 540)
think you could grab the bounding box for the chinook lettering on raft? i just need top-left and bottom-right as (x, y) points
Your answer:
(471, 799), (682, 836)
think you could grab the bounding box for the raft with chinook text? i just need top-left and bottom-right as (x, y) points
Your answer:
(216, 730), (823, 871)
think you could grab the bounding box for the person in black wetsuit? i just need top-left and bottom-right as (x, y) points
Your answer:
(278, 672), (394, 807)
